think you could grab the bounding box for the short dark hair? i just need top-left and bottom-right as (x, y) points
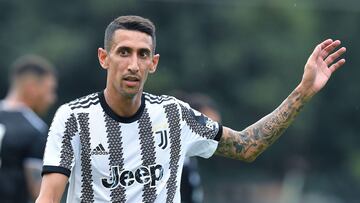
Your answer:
(10, 55), (56, 83)
(104, 15), (156, 52)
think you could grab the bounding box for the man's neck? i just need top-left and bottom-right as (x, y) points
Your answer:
(103, 88), (142, 118)
(3, 91), (30, 110)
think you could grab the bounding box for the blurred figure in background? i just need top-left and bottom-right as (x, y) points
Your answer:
(0, 55), (57, 203)
(173, 91), (221, 203)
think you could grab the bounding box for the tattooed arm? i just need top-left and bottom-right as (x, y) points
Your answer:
(215, 86), (307, 162)
(215, 39), (346, 162)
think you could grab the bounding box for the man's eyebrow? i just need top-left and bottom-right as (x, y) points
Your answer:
(115, 46), (132, 52)
(114, 46), (151, 53)
(138, 48), (151, 53)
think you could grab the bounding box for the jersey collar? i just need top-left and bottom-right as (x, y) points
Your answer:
(98, 91), (145, 123)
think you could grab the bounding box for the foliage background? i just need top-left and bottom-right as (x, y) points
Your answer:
(0, 0), (359, 202)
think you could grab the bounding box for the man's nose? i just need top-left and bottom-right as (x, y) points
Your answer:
(128, 55), (140, 73)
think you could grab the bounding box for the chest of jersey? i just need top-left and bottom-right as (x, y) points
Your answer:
(72, 104), (183, 193)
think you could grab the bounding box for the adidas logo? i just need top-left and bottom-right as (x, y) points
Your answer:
(91, 143), (109, 155)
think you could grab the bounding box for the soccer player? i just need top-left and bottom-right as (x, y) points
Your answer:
(36, 15), (346, 203)
(0, 55), (57, 202)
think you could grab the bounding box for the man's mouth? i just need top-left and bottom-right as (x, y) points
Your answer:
(123, 75), (140, 82)
(123, 75), (140, 87)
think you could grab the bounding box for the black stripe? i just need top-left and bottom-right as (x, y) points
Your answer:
(138, 107), (157, 202)
(214, 125), (223, 142)
(164, 104), (182, 203)
(144, 94), (173, 104)
(70, 100), (100, 110)
(70, 97), (97, 106)
(69, 93), (98, 106)
(143, 92), (159, 100)
(70, 99), (99, 107)
(78, 113), (94, 202)
(59, 113), (78, 170)
(144, 92), (171, 99)
(180, 104), (220, 140)
(144, 98), (173, 104)
(42, 165), (71, 177)
(144, 92), (171, 100)
(104, 112), (127, 202)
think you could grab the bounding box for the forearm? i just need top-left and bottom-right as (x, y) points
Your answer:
(35, 173), (68, 203)
(215, 84), (312, 161)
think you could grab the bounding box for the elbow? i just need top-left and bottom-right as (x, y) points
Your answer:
(240, 152), (260, 163)
(243, 156), (257, 163)
(229, 154), (257, 162)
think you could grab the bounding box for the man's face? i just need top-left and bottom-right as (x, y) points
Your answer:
(98, 29), (159, 98)
(28, 74), (57, 115)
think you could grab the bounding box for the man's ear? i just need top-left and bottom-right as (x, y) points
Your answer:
(149, 54), (160, 73)
(98, 48), (108, 70)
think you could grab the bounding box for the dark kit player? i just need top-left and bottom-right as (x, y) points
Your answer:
(0, 55), (57, 202)
(36, 16), (346, 203)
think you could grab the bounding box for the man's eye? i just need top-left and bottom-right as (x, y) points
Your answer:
(139, 51), (150, 58)
(119, 49), (129, 56)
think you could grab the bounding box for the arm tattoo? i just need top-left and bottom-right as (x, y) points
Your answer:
(215, 89), (307, 161)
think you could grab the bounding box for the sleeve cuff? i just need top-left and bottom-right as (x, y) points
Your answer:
(42, 165), (71, 177)
(214, 124), (223, 141)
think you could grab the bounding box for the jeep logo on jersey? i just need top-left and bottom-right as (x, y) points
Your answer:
(101, 164), (164, 189)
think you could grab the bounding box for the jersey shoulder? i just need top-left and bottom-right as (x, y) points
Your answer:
(67, 92), (100, 111)
(143, 92), (188, 107)
(52, 92), (100, 123)
(143, 92), (194, 112)
(143, 92), (174, 104)
(0, 103), (47, 134)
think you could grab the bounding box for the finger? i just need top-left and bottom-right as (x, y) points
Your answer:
(310, 39), (333, 60)
(310, 45), (322, 60)
(325, 47), (346, 65)
(329, 58), (346, 73)
(320, 39), (333, 49)
(320, 40), (341, 59)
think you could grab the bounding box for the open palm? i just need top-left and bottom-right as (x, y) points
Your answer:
(301, 39), (346, 96)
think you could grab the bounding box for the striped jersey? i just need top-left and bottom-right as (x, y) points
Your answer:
(42, 91), (222, 203)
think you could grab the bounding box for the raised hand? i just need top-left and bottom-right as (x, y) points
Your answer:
(216, 39), (347, 162)
(300, 39), (346, 97)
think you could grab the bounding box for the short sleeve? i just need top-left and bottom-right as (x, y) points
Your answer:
(179, 102), (223, 158)
(42, 104), (78, 177)
(26, 129), (47, 160)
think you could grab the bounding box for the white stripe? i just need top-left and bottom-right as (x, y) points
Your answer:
(21, 108), (47, 133)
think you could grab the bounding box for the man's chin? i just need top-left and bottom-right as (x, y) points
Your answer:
(122, 88), (142, 98)
(114, 85), (143, 99)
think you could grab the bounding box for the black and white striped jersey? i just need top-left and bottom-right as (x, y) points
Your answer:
(42, 91), (222, 203)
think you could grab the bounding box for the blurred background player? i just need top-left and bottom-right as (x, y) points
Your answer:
(173, 91), (221, 203)
(0, 55), (57, 203)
